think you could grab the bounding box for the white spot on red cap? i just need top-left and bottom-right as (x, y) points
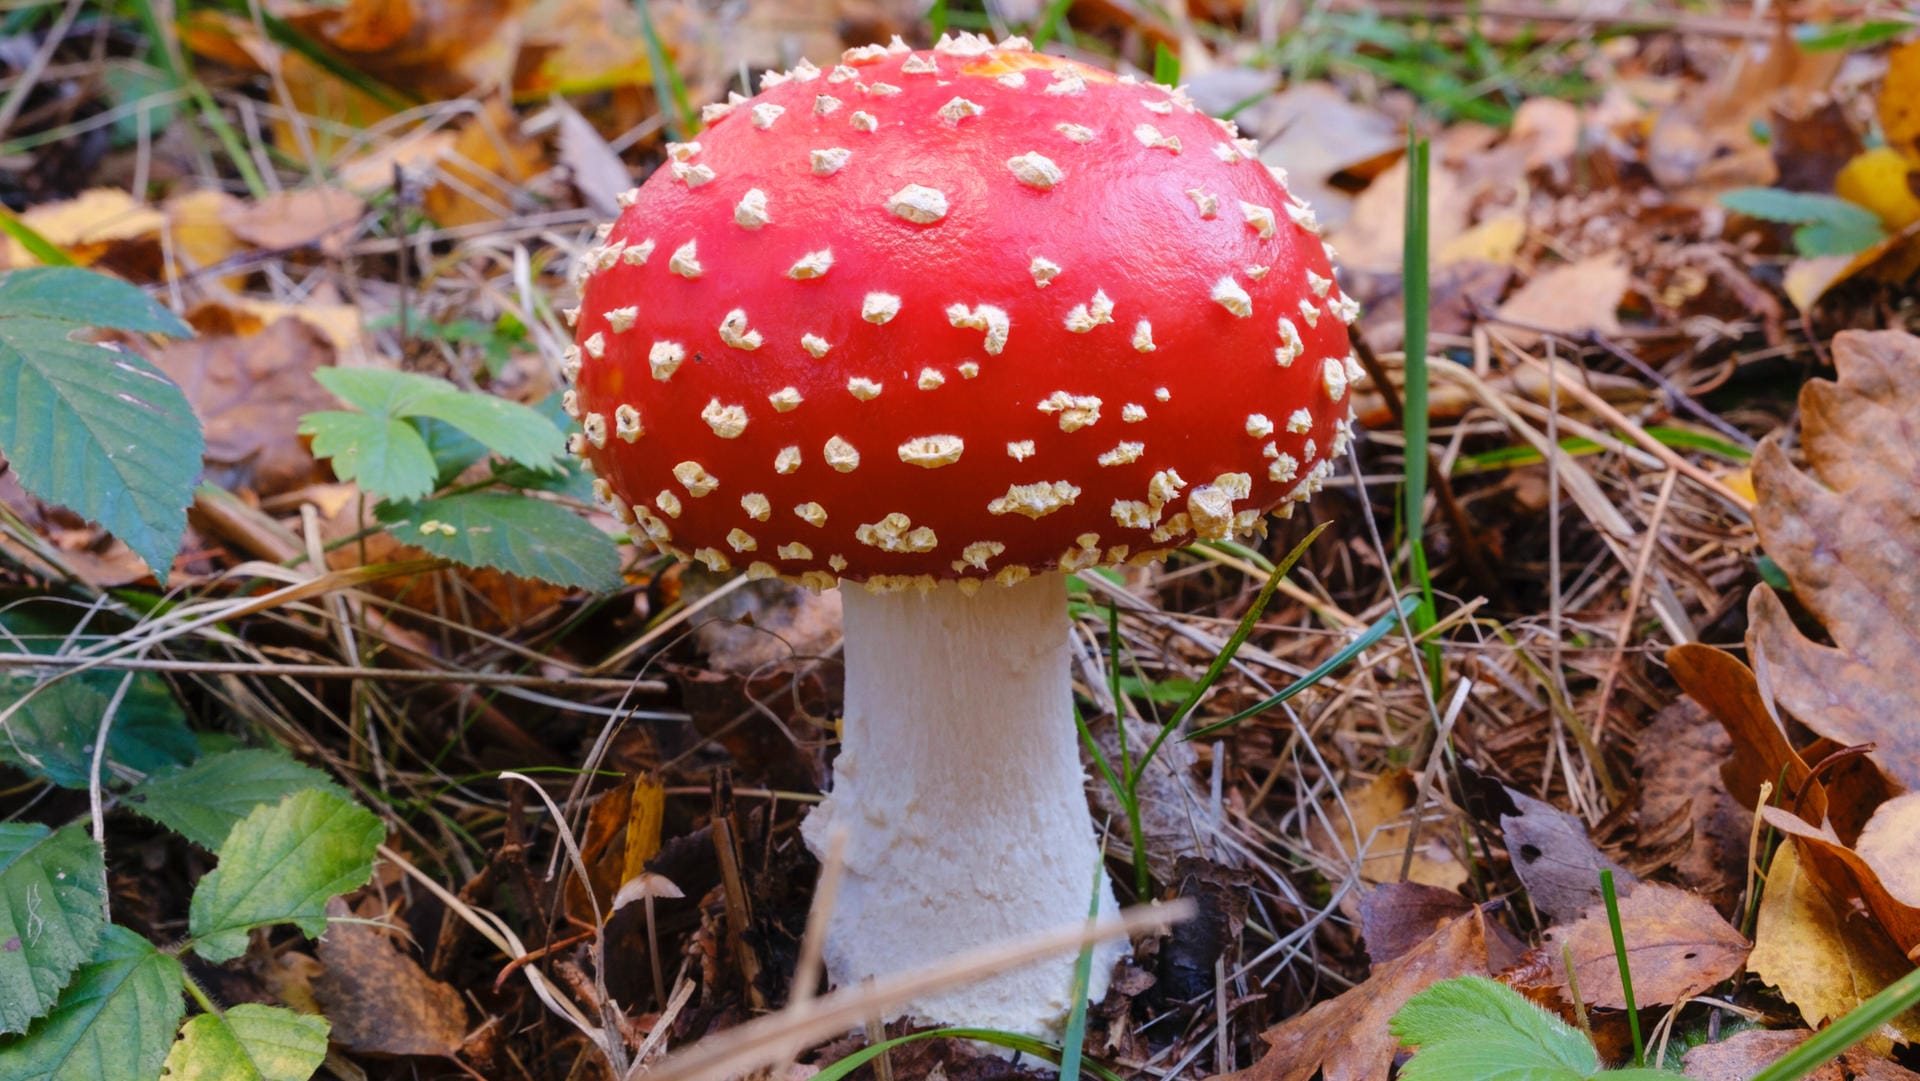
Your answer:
(824, 436), (861, 472)
(898, 434), (965, 468)
(794, 502), (827, 526)
(1323, 355), (1349, 399)
(768, 387), (803, 412)
(857, 512), (937, 552)
(1141, 98), (1173, 115)
(741, 492), (771, 521)
(847, 377), (883, 400)
(918, 368), (945, 389)
(1133, 123), (1181, 152)
(866, 82), (901, 96)
(1037, 391), (1102, 431)
(751, 103), (785, 129)
(1007, 440), (1035, 461)
(885, 185), (948, 224)
(801, 333), (831, 357)
(787, 249), (834, 279)
(850, 111), (878, 132)
(815, 94), (842, 116)
(606, 307), (638, 333)
(1287, 408), (1312, 433)
(615, 404), (642, 442)
(1299, 297), (1320, 327)
(1007, 152), (1063, 190)
(582, 332), (606, 358)
(862, 293), (901, 323)
(1268, 452), (1299, 482)
(700, 401), (749, 439)
(778, 542), (813, 561)
(1241, 201), (1276, 239)
(945, 303), (1010, 354)
(938, 97), (984, 124)
(669, 241), (701, 278)
(1276, 318), (1303, 366)
(1044, 70), (1086, 96)
(1122, 403), (1147, 422)
(955, 540), (1005, 571)
(1064, 289), (1114, 332)
(1246, 414), (1273, 438)
(1112, 500), (1155, 529)
(1056, 122), (1095, 143)
(670, 161), (716, 187)
(989, 480), (1080, 519)
(901, 54), (938, 75)
(734, 189), (771, 229)
(674, 460), (720, 496)
(811, 148), (852, 175)
(622, 238), (655, 264)
(1185, 188), (1218, 218)
(656, 490), (682, 517)
(650, 341), (685, 380)
(1212, 276), (1253, 317)
(1030, 256), (1062, 288)
(1132, 320), (1156, 352)
(1098, 442), (1144, 466)
(997, 72), (1026, 88)
(1308, 270), (1333, 297)
(718, 309), (763, 350)
(775, 446), (801, 474)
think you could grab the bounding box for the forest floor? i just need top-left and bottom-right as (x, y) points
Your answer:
(3, 1), (1920, 1079)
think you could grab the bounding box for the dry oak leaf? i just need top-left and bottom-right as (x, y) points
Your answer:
(1219, 907), (1491, 1081)
(313, 897), (469, 1057)
(1857, 792), (1920, 909)
(1759, 805), (1920, 956)
(1520, 884), (1748, 1010)
(1748, 329), (1920, 790)
(1748, 839), (1920, 1049)
(1684, 1029), (1920, 1081)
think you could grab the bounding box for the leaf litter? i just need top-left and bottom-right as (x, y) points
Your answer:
(0, 2), (1919, 1079)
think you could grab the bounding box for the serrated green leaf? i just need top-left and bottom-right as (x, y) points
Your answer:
(0, 925), (184, 1081)
(413, 416), (490, 487)
(186, 790), (383, 964)
(1392, 977), (1599, 1081)
(399, 391), (563, 472)
(309, 367), (447, 416)
(0, 673), (197, 789)
(0, 269), (191, 337)
(124, 750), (348, 851)
(0, 825), (107, 1035)
(1719, 188), (1883, 231)
(160, 1005), (328, 1081)
(0, 270), (202, 581)
(375, 491), (620, 591)
(297, 411), (436, 502)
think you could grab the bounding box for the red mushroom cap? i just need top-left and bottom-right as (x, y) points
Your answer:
(566, 34), (1358, 589)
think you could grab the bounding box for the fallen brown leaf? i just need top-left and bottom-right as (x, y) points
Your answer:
(1758, 806), (1920, 956)
(1493, 254), (1630, 346)
(1499, 789), (1636, 925)
(314, 897), (470, 1057)
(1856, 792), (1920, 909)
(222, 187), (366, 257)
(1632, 699), (1751, 914)
(1748, 330), (1920, 790)
(1307, 770), (1467, 894)
(1748, 840), (1920, 1048)
(149, 312), (337, 498)
(1358, 882), (1473, 966)
(422, 97), (549, 228)
(1683, 1029), (1920, 1081)
(1666, 643), (1817, 818)
(1219, 909), (1490, 1081)
(1522, 883), (1749, 1009)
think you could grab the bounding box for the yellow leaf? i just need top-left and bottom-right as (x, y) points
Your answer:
(620, 774), (666, 884)
(6, 188), (165, 266)
(1719, 467), (1756, 504)
(1437, 214), (1526, 267)
(1748, 839), (1920, 1049)
(1835, 147), (1920, 230)
(1881, 40), (1920, 162)
(1307, 771), (1466, 892)
(161, 189), (245, 288)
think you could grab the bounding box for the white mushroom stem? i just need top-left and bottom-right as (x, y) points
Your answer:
(802, 571), (1125, 1038)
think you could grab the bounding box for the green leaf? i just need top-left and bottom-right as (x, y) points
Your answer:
(1392, 977), (1599, 1081)
(160, 1005), (328, 1081)
(0, 269), (191, 337)
(0, 269), (202, 581)
(399, 391), (563, 472)
(0, 825), (107, 1035)
(1719, 188), (1879, 226)
(0, 926), (184, 1081)
(297, 411), (436, 502)
(311, 367), (563, 471)
(0, 673), (197, 790)
(1793, 19), (1914, 52)
(186, 789), (383, 964)
(375, 491), (621, 591)
(124, 750), (348, 851)
(1793, 216), (1887, 256)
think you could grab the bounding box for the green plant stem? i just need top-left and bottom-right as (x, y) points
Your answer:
(1600, 869), (1643, 1067)
(1400, 131), (1441, 692)
(181, 970), (221, 1017)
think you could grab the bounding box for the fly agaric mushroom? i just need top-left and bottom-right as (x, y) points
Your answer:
(563, 33), (1357, 1037)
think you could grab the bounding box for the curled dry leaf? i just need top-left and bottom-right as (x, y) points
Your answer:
(1748, 840), (1920, 1048)
(1856, 792), (1920, 909)
(1514, 883), (1749, 1010)
(1748, 329), (1920, 790)
(1221, 908), (1491, 1081)
(1758, 806), (1920, 955)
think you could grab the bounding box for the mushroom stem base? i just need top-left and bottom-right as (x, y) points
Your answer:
(803, 571), (1125, 1039)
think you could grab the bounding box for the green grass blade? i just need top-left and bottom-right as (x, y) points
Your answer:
(1600, 869), (1644, 1067)
(1400, 131), (1441, 687)
(1748, 963), (1920, 1081)
(1058, 857), (1107, 1081)
(1187, 594), (1420, 740)
(1029, 0), (1076, 48)
(810, 1027), (1126, 1081)
(635, 0), (700, 139)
